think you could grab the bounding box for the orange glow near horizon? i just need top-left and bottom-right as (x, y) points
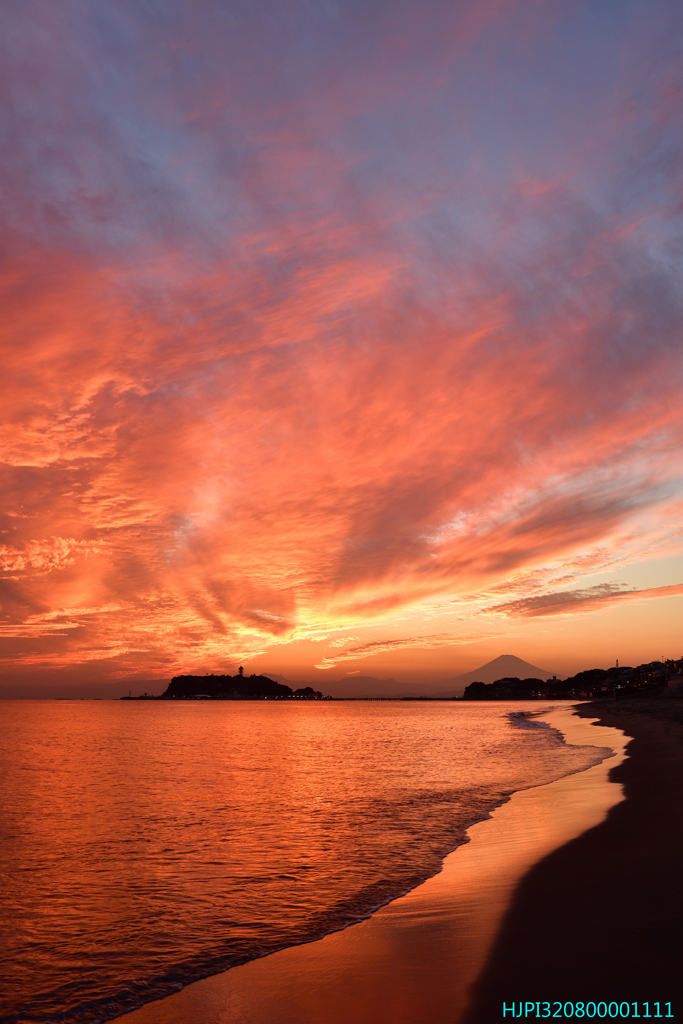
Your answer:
(2, 1), (683, 692)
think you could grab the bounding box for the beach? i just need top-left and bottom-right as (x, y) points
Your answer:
(465, 697), (683, 1022)
(117, 703), (646, 1024)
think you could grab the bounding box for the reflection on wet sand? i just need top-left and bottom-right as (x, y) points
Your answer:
(119, 709), (628, 1024)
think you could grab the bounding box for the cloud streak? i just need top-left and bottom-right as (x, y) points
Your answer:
(486, 583), (683, 619)
(315, 632), (516, 669)
(1, 1), (683, 682)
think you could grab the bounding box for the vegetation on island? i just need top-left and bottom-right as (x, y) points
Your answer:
(120, 670), (325, 701)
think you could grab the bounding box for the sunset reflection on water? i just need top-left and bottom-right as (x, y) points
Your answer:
(0, 700), (607, 1023)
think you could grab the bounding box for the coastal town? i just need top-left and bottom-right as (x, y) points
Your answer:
(462, 658), (683, 700)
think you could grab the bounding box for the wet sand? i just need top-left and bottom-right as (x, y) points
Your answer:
(118, 706), (630, 1024)
(464, 697), (683, 1023)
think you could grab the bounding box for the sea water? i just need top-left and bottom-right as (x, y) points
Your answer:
(0, 700), (611, 1024)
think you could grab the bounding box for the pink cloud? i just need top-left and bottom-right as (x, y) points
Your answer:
(486, 583), (683, 618)
(315, 631), (516, 669)
(1, 1), (683, 681)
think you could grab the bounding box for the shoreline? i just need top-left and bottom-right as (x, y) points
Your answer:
(118, 705), (629, 1024)
(464, 697), (683, 1022)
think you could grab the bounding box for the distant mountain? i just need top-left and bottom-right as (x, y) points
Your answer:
(432, 655), (559, 698)
(262, 673), (300, 688)
(322, 675), (432, 699)
(266, 674), (427, 699)
(257, 659), (559, 699)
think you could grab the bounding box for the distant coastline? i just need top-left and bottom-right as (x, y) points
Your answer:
(121, 657), (682, 702)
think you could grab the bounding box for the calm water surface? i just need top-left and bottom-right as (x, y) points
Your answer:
(0, 700), (610, 1024)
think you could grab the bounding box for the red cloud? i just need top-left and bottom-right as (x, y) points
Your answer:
(486, 583), (683, 618)
(2, 1), (683, 681)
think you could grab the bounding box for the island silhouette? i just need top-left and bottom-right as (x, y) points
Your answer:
(122, 672), (325, 700)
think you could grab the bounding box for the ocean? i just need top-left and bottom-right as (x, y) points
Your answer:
(0, 699), (612, 1024)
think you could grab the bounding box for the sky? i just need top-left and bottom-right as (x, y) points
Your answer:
(1, 0), (683, 695)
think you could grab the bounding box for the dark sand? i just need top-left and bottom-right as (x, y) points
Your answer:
(118, 706), (632, 1024)
(464, 697), (683, 1022)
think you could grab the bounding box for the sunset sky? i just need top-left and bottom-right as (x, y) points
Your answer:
(2, 0), (682, 694)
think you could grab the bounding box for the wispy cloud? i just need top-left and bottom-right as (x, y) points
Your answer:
(486, 583), (683, 618)
(1, 1), (682, 681)
(0, 538), (107, 576)
(315, 631), (516, 668)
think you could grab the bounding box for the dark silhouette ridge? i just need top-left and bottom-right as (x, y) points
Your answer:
(461, 658), (681, 699)
(463, 676), (554, 699)
(433, 655), (557, 697)
(121, 675), (325, 700)
(117, 659), (682, 701)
